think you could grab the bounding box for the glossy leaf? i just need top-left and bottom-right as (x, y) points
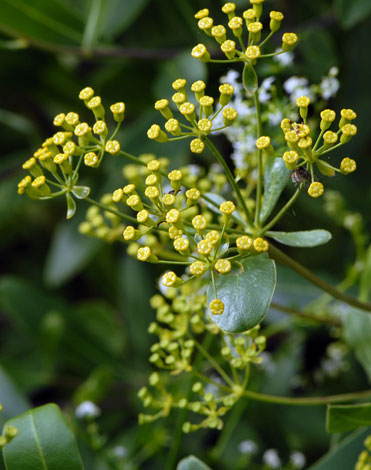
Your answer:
(177, 455), (211, 470)
(44, 220), (101, 287)
(260, 156), (291, 224)
(102, 0), (151, 38)
(310, 428), (370, 470)
(66, 193), (76, 219)
(0, 0), (83, 47)
(207, 254), (276, 333)
(316, 159), (336, 177)
(242, 63), (258, 97)
(0, 366), (30, 428)
(343, 307), (371, 382)
(326, 403), (371, 433)
(203, 193), (245, 225)
(71, 186), (90, 199)
(3, 404), (84, 470)
(335, 0), (371, 29)
(266, 229), (332, 247)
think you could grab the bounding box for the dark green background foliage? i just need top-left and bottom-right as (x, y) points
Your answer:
(0, 0), (371, 468)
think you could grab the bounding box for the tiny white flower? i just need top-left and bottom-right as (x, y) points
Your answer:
(113, 445), (127, 458)
(283, 76), (308, 95)
(320, 76), (339, 100)
(268, 111), (283, 126)
(290, 451), (306, 469)
(259, 90), (271, 103)
(238, 439), (258, 454)
(274, 49), (294, 67)
(261, 77), (275, 90)
(75, 401), (101, 419)
(263, 449), (281, 469)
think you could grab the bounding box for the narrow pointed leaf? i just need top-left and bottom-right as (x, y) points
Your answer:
(266, 229), (332, 247)
(260, 156), (291, 224)
(71, 186), (90, 199)
(242, 63), (258, 97)
(3, 404), (84, 470)
(207, 254), (276, 333)
(177, 455), (212, 470)
(316, 159), (335, 177)
(66, 193), (76, 219)
(326, 403), (371, 433)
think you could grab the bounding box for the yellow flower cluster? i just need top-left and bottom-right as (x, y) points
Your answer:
(280, 99), (358, 198)
(148, 78), (237, 154)
(192, 2), (297, 65)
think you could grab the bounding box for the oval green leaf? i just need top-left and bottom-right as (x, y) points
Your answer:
(207, 254), (276, 333)
(71, 186), (90, 199)
(326, 403), (371, 433)
(242, 63), (258, 97)
(266, 229), (332, 247)
(260, 156), (291, 224)
(316, 159), (335, 177)
(66, 193), (76, 219)
(3, 403), (84, 470)
(177, 455), (211, 470)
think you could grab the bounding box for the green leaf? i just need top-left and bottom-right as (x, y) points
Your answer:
(44, 219), (101, 287)
(344, 307), (371, 382)
(260, 156), (291, 224)
(0, 0), (83, 47)
(326, 403), (371, 433)
(266, 229), (332, 247)
(316, 160), (336, 177)
(101, 0), (151, 38)
(203, 193), (245, 225)
(335, 0), (371, 29)
(3, 404), (84, 470)
(359, 244), (371, 301)
(242, 63), (258, 97)
(0, 366), (30, 428)
(66, 193), (76, 219)
(207, 254), (276, 333)
(71, 186), (90, 199)
(310, 428), (370, 470)
(177, 455), (211, 470)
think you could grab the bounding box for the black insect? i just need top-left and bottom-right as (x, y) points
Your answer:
(291, 166), (312, 186)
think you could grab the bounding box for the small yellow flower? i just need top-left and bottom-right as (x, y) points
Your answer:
(172, 92), (187, 105)
(147, 124), (168, 143)
(211, 25), (227, 44)
(74, 122), (91, 137)
(137, 209), (150, 224)
(323, 130), (338, 146)
(285, 130), (299, 145)
(84, 152), (98, 167)
(110, 102), (125, 122)
(145, 186), (160, 200)
(198, 16), (214, 33)
(190, 261), (207, 276)
(215, 259), (232, 274)
(256, 136), (271, 150)
(79, 87), (94, 101)
(280, 118), (292, 132)
(126, 194), (143, 211)
(123, 226), (140, 241)
(222, 107), (238, 126)
(282, 32), (298, 51)
(341, 123), (357, 143)
(145, 174), (158, 186)
(191, 44), (210, 62)
(308, 181), (324, 198)
(220, 200), (236, 215)
(236, 235), (253, 252)
(192, 214), (207, 231)
(220, 39), (236, 59)
(282, 150), (299, 170)
(209, 299), (224, 315)
(298, 136), (312, 149)
(54, 153), (69, 164)
(198, 118), (212, 133)
(93, 120), (107, 136)
(253, 237), (269, 252)
(168, 226), (183, 239)
(105, 140), (121, 155)
(65, 112), (79, 126)
(173, 237), (190, 254)
(321, 109), (336, 122)
(190, 138), (205, 154)
(194, 9), (209, 19)
(166, 208), (181, 224)
(168, 169), (182, 182)
(206, 230), (221, 246)
(164, 118), (180, 136)
(243, 9), (256, 23)
(162, 193), (176, 206)
(245, 45), (261, 60)
(186, 187), (201, 202)
(112, 188), (123, 202)
(155, 99), (173, 120)
(248, 21), (263, 33)
(31, 175), (46, 188)
(197, 240), (213, 255)
(297, 96), (311, 108)
(228, 16), (243, 37)
(172, 79), (186, 91)
(137, 246), (157, 263)
(87, 96), (104, 119)
(269, 11), (284, 32)
(53, 131), (68, 146)
(162, 271), (181, 287)
(179, 102), (196, 121)
(191, 80), (206, 99)
(17, 175), (31, 194)
(340, 157), (356, 174)
(222, 3), (236, 14)
(53, 113), (65, 127)
(340, 108), (357, 122)
(123, 184), (136, 195)
(147, 159), (161, 172)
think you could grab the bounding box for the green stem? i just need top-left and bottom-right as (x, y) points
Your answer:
(253, 91), (263, 227)
(261, 188), (302, 233)
(81, 0), (103, 53)
(84, 196), (138, 224)
(241, 388), (371, 406)
(259, 31), (274, 48)
(269, 244), (371, 312)
(118, 150), (147, 166)
(205, 137), (253, 228)
(270, 301), (342, 327)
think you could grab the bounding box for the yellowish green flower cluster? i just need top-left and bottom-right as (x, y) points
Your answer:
(192, 1), (297, 66)
(280, 98), (357, 197)
(137, 284), (266, 432)
(355, 435), (371, 470)
(18, 87), (127, 218)
(148, 78), (238, 153)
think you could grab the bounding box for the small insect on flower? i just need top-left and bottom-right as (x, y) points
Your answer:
(291, 166), (312, 185)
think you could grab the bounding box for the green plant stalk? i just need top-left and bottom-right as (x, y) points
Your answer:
(81, 0), (103, 53)
(260, 187), (302, 234)
(269, 244), (371, 312)
(253, 91), (263, 227)
(270, 301), (342, 327)
(84, 196), (140, 224)
(205, 137), (253, 228)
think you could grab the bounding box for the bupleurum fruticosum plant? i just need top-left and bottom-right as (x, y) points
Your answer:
(17, 0), (371, 439)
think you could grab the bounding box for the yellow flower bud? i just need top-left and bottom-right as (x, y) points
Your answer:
(168, 226), (183, 239)
(112, 188), (123, 202)
(53, 113), (66, 127)
(243, 9), (256, 26)
(137, 246), (158, 263)
(253, 237), (269, 252)
(186, 187), (201, 203)
(245, 45), (261, 61)
(79, 86), (94, 101)
(65, 112), (79, 127)
(282, 150), (299, 170)
(93, 120), (107, 136)
(147, 159), (161, 172)
(191, 80), (206, 101)
(197, 240), (213, 255)
(222, 107), (238, 126)
(165, 118), (181, 136)
(236, 235), (253, 252)
(172, 92), (187, 106)
(222, 3), (236, 16)
(190, 138), (205, 154)
(205, 230), (221, 246)
(191, 44), (210, 62)
(323, 130), (338, 147)
(215, 259), (232, 274)
(320, 109), (336, 131)
(221, 39), (236, 59)
(198, 17), (214, 35)
(297, 95), (311, 120)
(110, 102), (125, 122)
(162, 271), (182, 287)
(308, 181), (324, 198)
(145, 185), (160, 201)
(340, 123), (357, 144)
(228, 16), (243, 37)
(147, 124), (168, 143)
(87, 96), (105, 119)
(340, 157), (356, 174)
(179, 102), (196, 122)
(105, 140), (121, 155)
(209, 299), (224, 315)
(219, 83), (234, 106)
(256, 136), (271, 150)
(192, 214), (207, 232)
(166, 208), (181, 224)
(269, 11), (284, 32)
(123, 226), (141, 241)
(190, 261), (207, 276)
(123, 184), (136, 195)
(282, 32), (298, 51)
(145, 174), (158, 186)
(220, 200), (236, 215)
(137, 209), (154, 226)
(339, 108), (357, 128)
(154, 99), (173, 120)
(194, 9), (209, 19)
(247, 21), (263, 42)
(198, 118), (212, 133)
(211, 25), (227, 44)
(126, 194), (143, 211)
(173, 237), (190, 255)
